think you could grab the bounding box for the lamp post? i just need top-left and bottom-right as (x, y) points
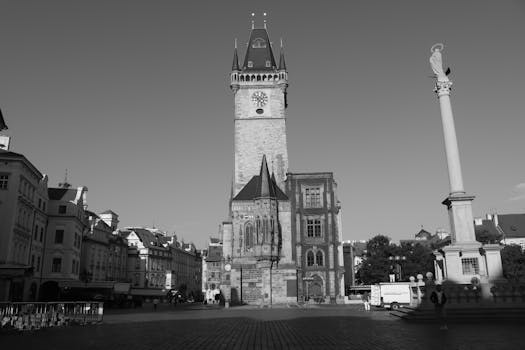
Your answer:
(388, 255), (406, 282)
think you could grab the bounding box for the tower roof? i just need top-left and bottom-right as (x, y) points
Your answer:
(242, 28), (277, 71)
(233, 155), (288, 201)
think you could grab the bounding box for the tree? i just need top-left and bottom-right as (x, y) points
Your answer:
(397, 243), (435, 281)
(475, 229), (502, 244)
(357, 235), (395, 284)
(501, 245), (525, 283)
(356, 235), (436, 284)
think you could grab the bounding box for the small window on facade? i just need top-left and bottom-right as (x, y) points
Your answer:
(52, 258), (62, 273)
(247, 61), (254, 68)
(0, 174), (9, 190)
(58, 205), (67, 214)
(55, 229), (64, 244)
(37, 256), (41, 272)
(307, 251), (315, 266)
(40, 227), (44, 242)
(461, 258), (479, 275)
(245, 223), (254, 249)
(265, 60), (271, 67)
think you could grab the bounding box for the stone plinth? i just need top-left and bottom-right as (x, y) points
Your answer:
(442, 194), (476, 244)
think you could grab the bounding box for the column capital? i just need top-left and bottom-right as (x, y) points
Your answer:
(434, 80), (453, 96)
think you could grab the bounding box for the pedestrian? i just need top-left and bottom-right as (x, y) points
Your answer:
(361, 291), (371, 311)
(153, 298), (159, 311)
(430, 283), (447, 330)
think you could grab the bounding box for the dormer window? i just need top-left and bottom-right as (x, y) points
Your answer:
(252, 38), (266, 48)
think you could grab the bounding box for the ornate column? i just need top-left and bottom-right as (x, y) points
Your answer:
(430, 44), (485, 283)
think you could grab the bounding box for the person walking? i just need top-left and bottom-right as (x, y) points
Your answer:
(153, 298), (159, 312)
(362, 291), (371, 311)
(430, 284), (447, 330)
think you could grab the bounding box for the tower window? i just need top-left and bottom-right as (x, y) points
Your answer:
(55, 229), (64, 244)
(256, 109), (264, 114)
(306, 251), (315, 266)
(265, 60), (271, 67)
(304, 187), (322, 208)
(248, 61), (253, 68)
(306, 219), (322, 238)
(252, 38), (266, 48)
(0, 174), (9, 190)
(316, 251), (324, 267)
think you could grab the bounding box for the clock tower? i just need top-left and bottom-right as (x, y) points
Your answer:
(230, 25), (289, 196)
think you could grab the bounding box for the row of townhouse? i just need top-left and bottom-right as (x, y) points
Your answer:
(0, 134), (202, 302)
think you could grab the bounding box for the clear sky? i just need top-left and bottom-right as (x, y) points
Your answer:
(1, 0), (524, 248)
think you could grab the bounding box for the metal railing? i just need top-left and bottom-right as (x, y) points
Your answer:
(0, 301), (103, 331)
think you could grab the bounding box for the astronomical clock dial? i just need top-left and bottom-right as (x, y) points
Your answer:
(251, 91), (268, 107)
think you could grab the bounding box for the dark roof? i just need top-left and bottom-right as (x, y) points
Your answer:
(48, 188), (72, 200)
(415, 229), (432, 239)
(498, 214), (525, 238)
(233, 156), (288, 201)
(0, 108), (7, 131)
(209, 237), (221, 244)
(242, 28), (277, 71)
(100, 209), (118, 215)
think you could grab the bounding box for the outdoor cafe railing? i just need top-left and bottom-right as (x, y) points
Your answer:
(0, 301), (103, 331)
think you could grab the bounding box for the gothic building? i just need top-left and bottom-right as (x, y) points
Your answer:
(220, 21), (343, 305)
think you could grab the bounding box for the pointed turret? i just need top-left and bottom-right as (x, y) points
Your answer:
(0, 108), (7, 131)
(232, 39), (240, 71)
(278, 39), (286, 71)
(257, 155), (272, 197)
(242, 27), (277, 71)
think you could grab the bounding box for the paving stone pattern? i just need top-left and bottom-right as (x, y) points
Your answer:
(1, 306), (523, 350)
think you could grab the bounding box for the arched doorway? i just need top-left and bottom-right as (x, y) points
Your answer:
(310, 275), (324, 301)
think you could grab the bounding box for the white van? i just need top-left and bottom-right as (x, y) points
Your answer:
(370, 282), (413, 310)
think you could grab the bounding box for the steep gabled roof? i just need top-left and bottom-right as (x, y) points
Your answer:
(48, 188), (73, 200)
(242, 28), (277, 71)
(233, 156), (287, 201)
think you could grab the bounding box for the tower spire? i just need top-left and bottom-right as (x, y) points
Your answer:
(0, 108), (7, 131)
(232, 38), (240, 71)
(257, 155), (273, 198)
(58, 169), (71, 188)
(278, 38), (286, 70)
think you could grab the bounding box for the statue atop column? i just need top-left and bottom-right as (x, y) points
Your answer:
(429, 43), (449, 82)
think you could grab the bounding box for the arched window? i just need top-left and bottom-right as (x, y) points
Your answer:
(316, 251), (324, 266)
(307, 251), (315, 266)
(245, 223), (254, 249)
(256, 216), (261, 243)
(262, 216), (269, 242)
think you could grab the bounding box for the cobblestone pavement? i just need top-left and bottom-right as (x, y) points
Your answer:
(1, 305), (523, 350)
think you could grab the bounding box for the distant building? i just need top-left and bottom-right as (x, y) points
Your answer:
(0, 149), (49, 301)
(286, 172), (345, 302)
(342, 240), (367, 291)
(202, 237), (222, 292)
(120, 227), (202, 299)
(400, 228), (451, 248)
(475, 213), (525, 250)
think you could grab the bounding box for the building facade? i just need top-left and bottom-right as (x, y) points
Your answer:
(0, 149), (49, 301)
(286, 172), (345, 302)
(41, 186), (88, 300)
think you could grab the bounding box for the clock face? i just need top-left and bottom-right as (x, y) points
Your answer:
(251, 91), (268, 107)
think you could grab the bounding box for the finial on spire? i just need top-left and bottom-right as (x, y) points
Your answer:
(58, 169), (71, 188)
(234, 38), (237, 49)
(251, 13), (255, 29)
(263, 12), (267, 29)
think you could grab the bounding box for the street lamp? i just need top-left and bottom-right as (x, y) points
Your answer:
(388, 255), (406, 282)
